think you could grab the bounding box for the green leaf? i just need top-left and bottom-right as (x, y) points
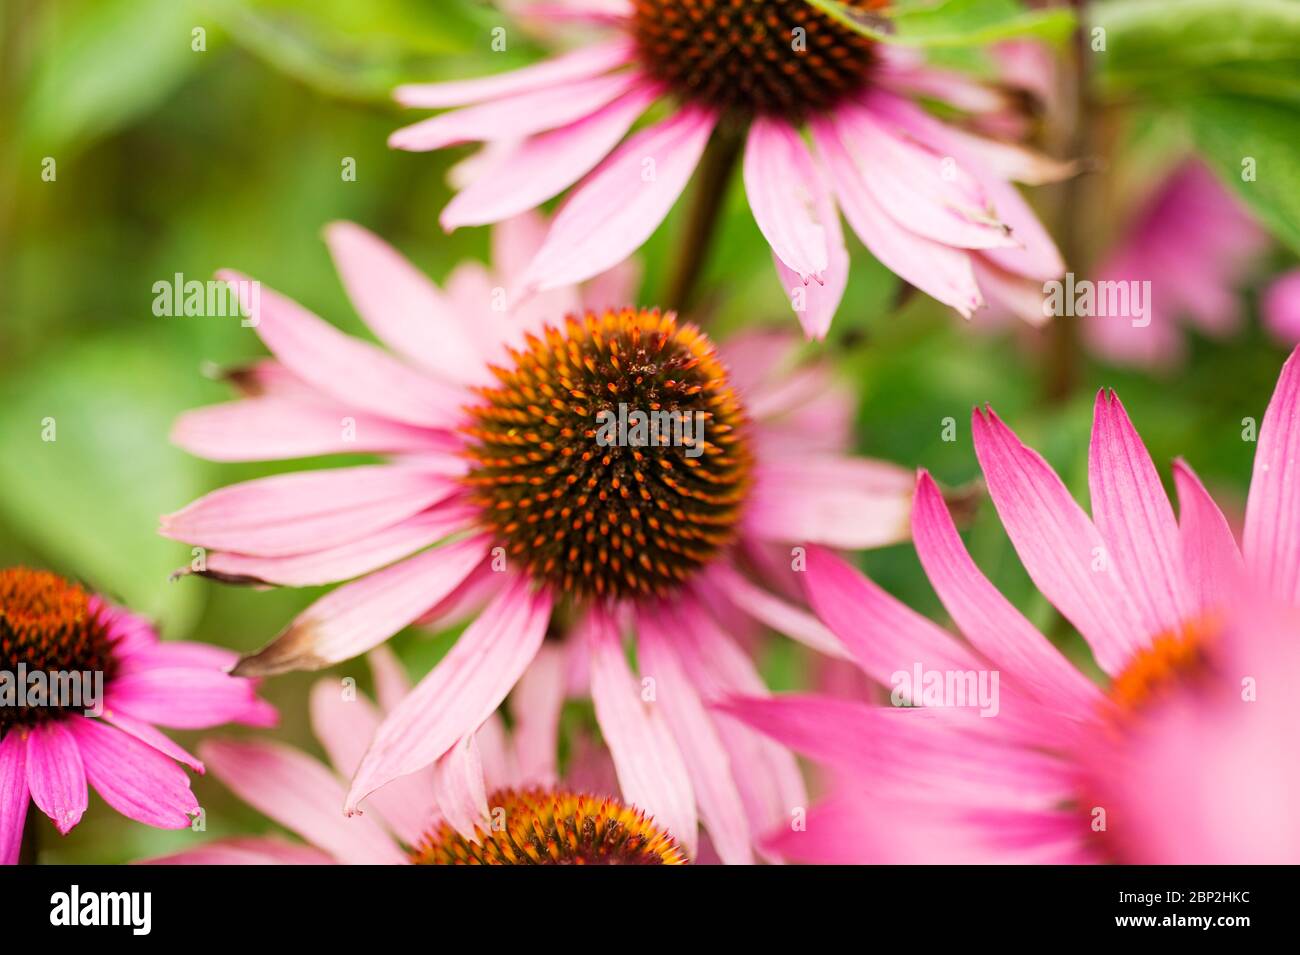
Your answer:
(0, 336), (215, 633)
(807, 0), (1076, 48)
(20, 0), (206, 154)
(1184, 95), (1300, 256)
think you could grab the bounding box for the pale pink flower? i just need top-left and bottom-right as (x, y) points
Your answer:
(1084, 158), (1267, 367)
(1263, 269), (1300, 345)
(0, 568), (274, 863)
(725, 346), (1300, 863)
(391, 0), (1067, 337)
(163, 214), (916, 862)
(142, 649), (685, 865)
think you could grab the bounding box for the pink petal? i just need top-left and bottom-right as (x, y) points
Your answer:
(432, 734), (490, 842)
(201, 504), (478, 587)
(835, 105), (1017, 250)
(390, 71), (639, 151)
(508, 645), (566, 786)
(142, 836), (336, 865)
(171, 397), (443, 462)
(1172, 459), (1245, 617)
(803, 545), (984, 687)
(745, 455), (914, 549)
(106, 668), (270, 730)
(704, 563), (849, 660)
(585, 610), (698, 858)
(394, 39), (635, 108)
(0, 731), (29, 865)
(219, 270), (462, 429)
(911, 471), (1102, 721)
(744, 117), (830, 281)
(101, 711), (204, 774)
(972, 406), (1146, 675)
(323, 222), (487, 382)
(638, 615), (753, 865)
(346, 577), (552, 812)
(368, 646), (412, 714)
(1263, 271), (1300, 345)
(811, 118), (983, 316)
(200, 739), (404, 864)
(26, 723), (87, 835)
(521, 106), (717, 291)
(442, 85), (657, 230)
(1243, 346), (1300, 603)
(160, 464), (455, 558)
(309, 678), (434, 846)
(233, 535), (490, 676)
(1089, 389), (1192, 636)
(66, 717), (198, 829)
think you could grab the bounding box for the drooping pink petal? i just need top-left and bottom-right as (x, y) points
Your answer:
(0, 731), (29, 865)
(346, 577), (552, 812)
(394, 38), (635, 108)
(774, 189), (848, 340)
(200, 504), (478, 587)
(745, 455), (914, 549)
(25, 723), (87, 835)
(442, 85), (657, 230)
(911, 471), (1102, 721)
(508, 645), (566, 786)
(812, 118), (983, 316)
(390, 71), (639, 152)
(233, 535), (490, 677)
(1089, 389), (1193, 636)
(971, 255), (1050, 326)
(744, 118), (830, 282)
(521, 106), (717, 291)
(432, 734), (490, 842)
(638, 615), (753, 865)
(160, 465), (455, 558)
(218, 270), (462, 429)
(101, 711), (204, 774)
(323, 222), (487, 382)
(66, 716), (198, 829)
(367, 646), (412, 714)
(585, 610), (698, 858)
(171, 398), (444, 463)
(972, 407), (1146, 675)
(1172, 459), (1245, 617)
(308, 678), (434, 846)
(1243, 346), (1300, 604)
(200, 739), (405, 864)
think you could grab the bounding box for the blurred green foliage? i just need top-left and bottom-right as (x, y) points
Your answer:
(1, 0), (1297, 862)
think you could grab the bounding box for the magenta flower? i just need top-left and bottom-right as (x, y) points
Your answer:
(1084, 158), (1266, 367)
(162, 214), (915, 862)
(725, 347), (1300, 863)
(1263, 269), (1300, 345)
(0, 568), (274, 863)
(391, 0), (1067, 337)
(143, 650), (685, 865)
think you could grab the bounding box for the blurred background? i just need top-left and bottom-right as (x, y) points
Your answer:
(1, 0), (1298, 861)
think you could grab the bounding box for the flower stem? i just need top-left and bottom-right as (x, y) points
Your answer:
(664, 126), (744, 314)
(1044, 0), (1092, 404)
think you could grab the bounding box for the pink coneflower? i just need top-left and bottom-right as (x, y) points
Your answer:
(144, 650), (685, 865)
(162, 214), (915, 862)
(1084, 158), (1267, 367)
(390, 0), (1067, 337)
(724, 346), (1300, 863)
(0, 568), (274, 864)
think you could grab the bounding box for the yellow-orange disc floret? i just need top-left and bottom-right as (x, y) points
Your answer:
(409, 787), (689, 865)
(461, 308), (751, 603)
